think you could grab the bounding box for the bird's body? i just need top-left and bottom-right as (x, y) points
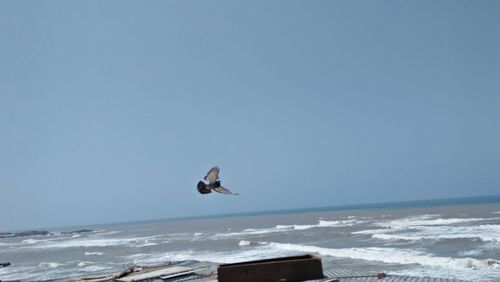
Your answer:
(197, 166), (239, 195)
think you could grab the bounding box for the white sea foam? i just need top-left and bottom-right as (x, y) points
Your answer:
(126, 247), (282, 265)
(22, 239), (40, 244)
(39, 262), (62, 268)
(124, 241), (500, 281)
(277, 219), (360, 230)
(459, 250), (483, 257)
(353, 228), (390, 235)
(265, 242), (500, 276)
(28, 235), (161, 249)
(215, 219), (362, 238)
(164, 232), (192, 237)
(137, 242), (158, 247)
(0, 240), (35, 247)
(0, 266), (40, 280)
(355, 214), (500, 243)
(217, 226), (292, 237)
(77, 261), (93, 267)
(356, 224), (500, 242)
(392, 265), (500, 282)
(375, 215), (495, 229)
(84, 251), (104, 256)
(380, 225), (500, 242)
(275, 224), (312, 230)
(239, 240), (251, 246)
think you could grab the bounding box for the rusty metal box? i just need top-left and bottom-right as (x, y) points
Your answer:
(217, 254), (324, 282)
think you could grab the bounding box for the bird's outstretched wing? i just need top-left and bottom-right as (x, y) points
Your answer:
(214, 185), (239, 195)
(204, 166), (220, 184)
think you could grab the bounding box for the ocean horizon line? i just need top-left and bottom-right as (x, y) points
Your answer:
(164, 193), (500, 222)
(9, 194), (500, 233)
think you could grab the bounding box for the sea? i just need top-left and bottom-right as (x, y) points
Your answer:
(1, 196), (500, 281)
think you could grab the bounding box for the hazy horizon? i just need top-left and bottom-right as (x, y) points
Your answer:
(5, 194), (500, 233)
(1, 1), (498, 231)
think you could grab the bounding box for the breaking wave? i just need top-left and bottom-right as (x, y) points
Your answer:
(27, 235), (162, 249)
(264, 242), (500, 281)
(265, 242), (495, 268)
(129, 242), (489, 267)
(125, 241), (500, 281)
(214, 219), (362, 238)
(38, 262), (62, 268)
(22, 239), (40, 244)
(354, 215), (500, 243)
(459, 250), (484, 257)
(239, 240), (251, 246)
(277, 219), (361, 230)
(369, 225), (500, 242)
(374, 215), (496, 229)
(126, 247), (281, 265)
(84, 252), (104, 256)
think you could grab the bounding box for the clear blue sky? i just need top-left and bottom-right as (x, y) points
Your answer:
(0, 1), (498, 231)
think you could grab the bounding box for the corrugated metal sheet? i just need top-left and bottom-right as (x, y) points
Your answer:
(64, 260), (469, 282)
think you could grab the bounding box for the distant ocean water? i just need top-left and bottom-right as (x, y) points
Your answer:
(1, 196), (500, 281)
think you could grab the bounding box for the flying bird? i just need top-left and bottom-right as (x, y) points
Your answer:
(197, 166), (239, 195)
